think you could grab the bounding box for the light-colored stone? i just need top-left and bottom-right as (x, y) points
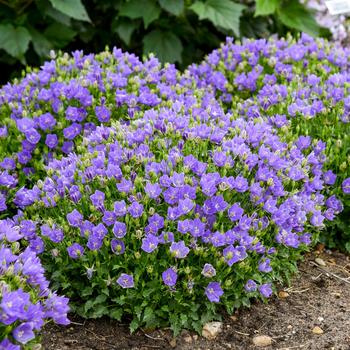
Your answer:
(315, 258), (326, 267)
(312, 326), (324, 335)
(193, 335), (198, 341)
(202, 321), (223, 340)
(287, 325), (293, 330)
(184, 335), (192, 344)
(252, 335), (272, 347)
(169, 338), (177, 348)
(230, 315), (238, 322)
(278, 291), (289, 298)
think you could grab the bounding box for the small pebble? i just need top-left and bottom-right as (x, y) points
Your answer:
(278, 291), (289, 298)
(184, 335), (192, 344)
(230, 315), (238, 322)
(202, 322), (223, 340)
(315, 258), (326, 267)
(169, 338), (177, 348)
(252, 335), (272, 347)
(312, 326), (324, 335)
(287, 325), (293, 330)
(317, 316), (324, 323)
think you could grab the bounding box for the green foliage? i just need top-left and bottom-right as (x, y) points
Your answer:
(0, 0), (327, 84)
(190, 0), (246, 36)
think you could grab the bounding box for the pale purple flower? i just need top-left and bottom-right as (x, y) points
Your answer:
(117, 273), (134, 288)
(205, 282), (223, 303)
(162, 267), (177, 287)
(170, 241), (189, 258)
(201, 263), (216, 277)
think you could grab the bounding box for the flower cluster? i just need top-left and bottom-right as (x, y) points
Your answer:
(187, 33), (350, 251)
(0, 49), (187, 211)
(0, 34), (348, 336)
(0, 218), (69, 348)
(17, 86), (336, 331)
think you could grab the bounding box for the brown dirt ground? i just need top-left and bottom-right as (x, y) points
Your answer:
(42, 249), (350, 350)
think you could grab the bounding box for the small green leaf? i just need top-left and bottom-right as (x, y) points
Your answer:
(190, 0), (246, 36)
(49, 0), (90, 22)
(119, 0), (161, 28)
(110, 308), (123, 321)
(130, 318), (139, 333)
(94, 294), (107, 305)
(255, 0), (278, 16)
(0, 24), (31, 62)
(143, 30), (183, 63)
(114, 20), (139, 45)
(277, 0), (320, 37)
(159, 0), (184, 15)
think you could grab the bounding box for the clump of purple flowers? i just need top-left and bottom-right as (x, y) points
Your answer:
(15, 83), (337, 333)
(0, 218), (69, 347)
(0, 35), (349, 335)
(187, 34), (350, 252)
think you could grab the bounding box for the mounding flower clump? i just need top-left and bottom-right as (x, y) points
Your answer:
(0, 33), (348, 340)
(0, 48), (187, 212)
(0, 218), (69, 348)
(187, 33), (350, 251)
(16, 89), (339, 333)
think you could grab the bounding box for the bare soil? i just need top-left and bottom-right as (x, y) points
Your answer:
(42, 249), (350, 350)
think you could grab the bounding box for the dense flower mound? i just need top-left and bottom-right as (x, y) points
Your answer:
(15, 91), (339, 333)
(0, 218), (69, 348)
(0, 48), (192, 213)
(187, 34), (350, 251)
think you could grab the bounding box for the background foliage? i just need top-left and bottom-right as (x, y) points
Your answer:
(0, 0), (327, 84)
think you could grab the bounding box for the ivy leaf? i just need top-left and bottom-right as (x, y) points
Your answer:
(190, 0), (245, 36)
(119, 0), (161, 28)
(277, 0), (320, 37)
(143, 30), (183, 63)
(44, 22), (77, 47)
(114, 19), (139, 45)
(159, 0), (184, 16)
(0, 24), (31, 62)
(255, 0), (278, 16)
(27, 27), (53, 58)
(49, 0), (91, 22)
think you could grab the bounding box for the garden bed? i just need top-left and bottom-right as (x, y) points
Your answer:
(42, 248), (350, 350)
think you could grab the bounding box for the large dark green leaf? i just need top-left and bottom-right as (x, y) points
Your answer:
(28, 27), (53, 58)
(0, 24), (31, 62)
(159, 0), (184, 16)
(255, 0), (278, 16)
(190, 0), (245, 36)
(44, 23), (77, 48)
(143, 30), (183, 63)
(277, 0), (320, 37)
(119, 0), (161, 28)
(49, 0), (91, 22)
(114, 19), (139, 45)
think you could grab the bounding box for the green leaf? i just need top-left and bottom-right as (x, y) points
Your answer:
(0, 24), (31, 62)
(190, 0), (245, 36)
(255, 0), (278, 16)
(114, 19), (139, 45)
(119, 0), (161, 28)
(159, 0), (184, 15)
(49, 0), (90, 22)
(130, 318), (139, 333)
(44, 22), (77, 47)
(143, 30), (183, 63)
(27, 27), (53, 58)
(94, 294), (107, 305)
(277, 0), (320, 37)
(110, 308), (123, 321)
